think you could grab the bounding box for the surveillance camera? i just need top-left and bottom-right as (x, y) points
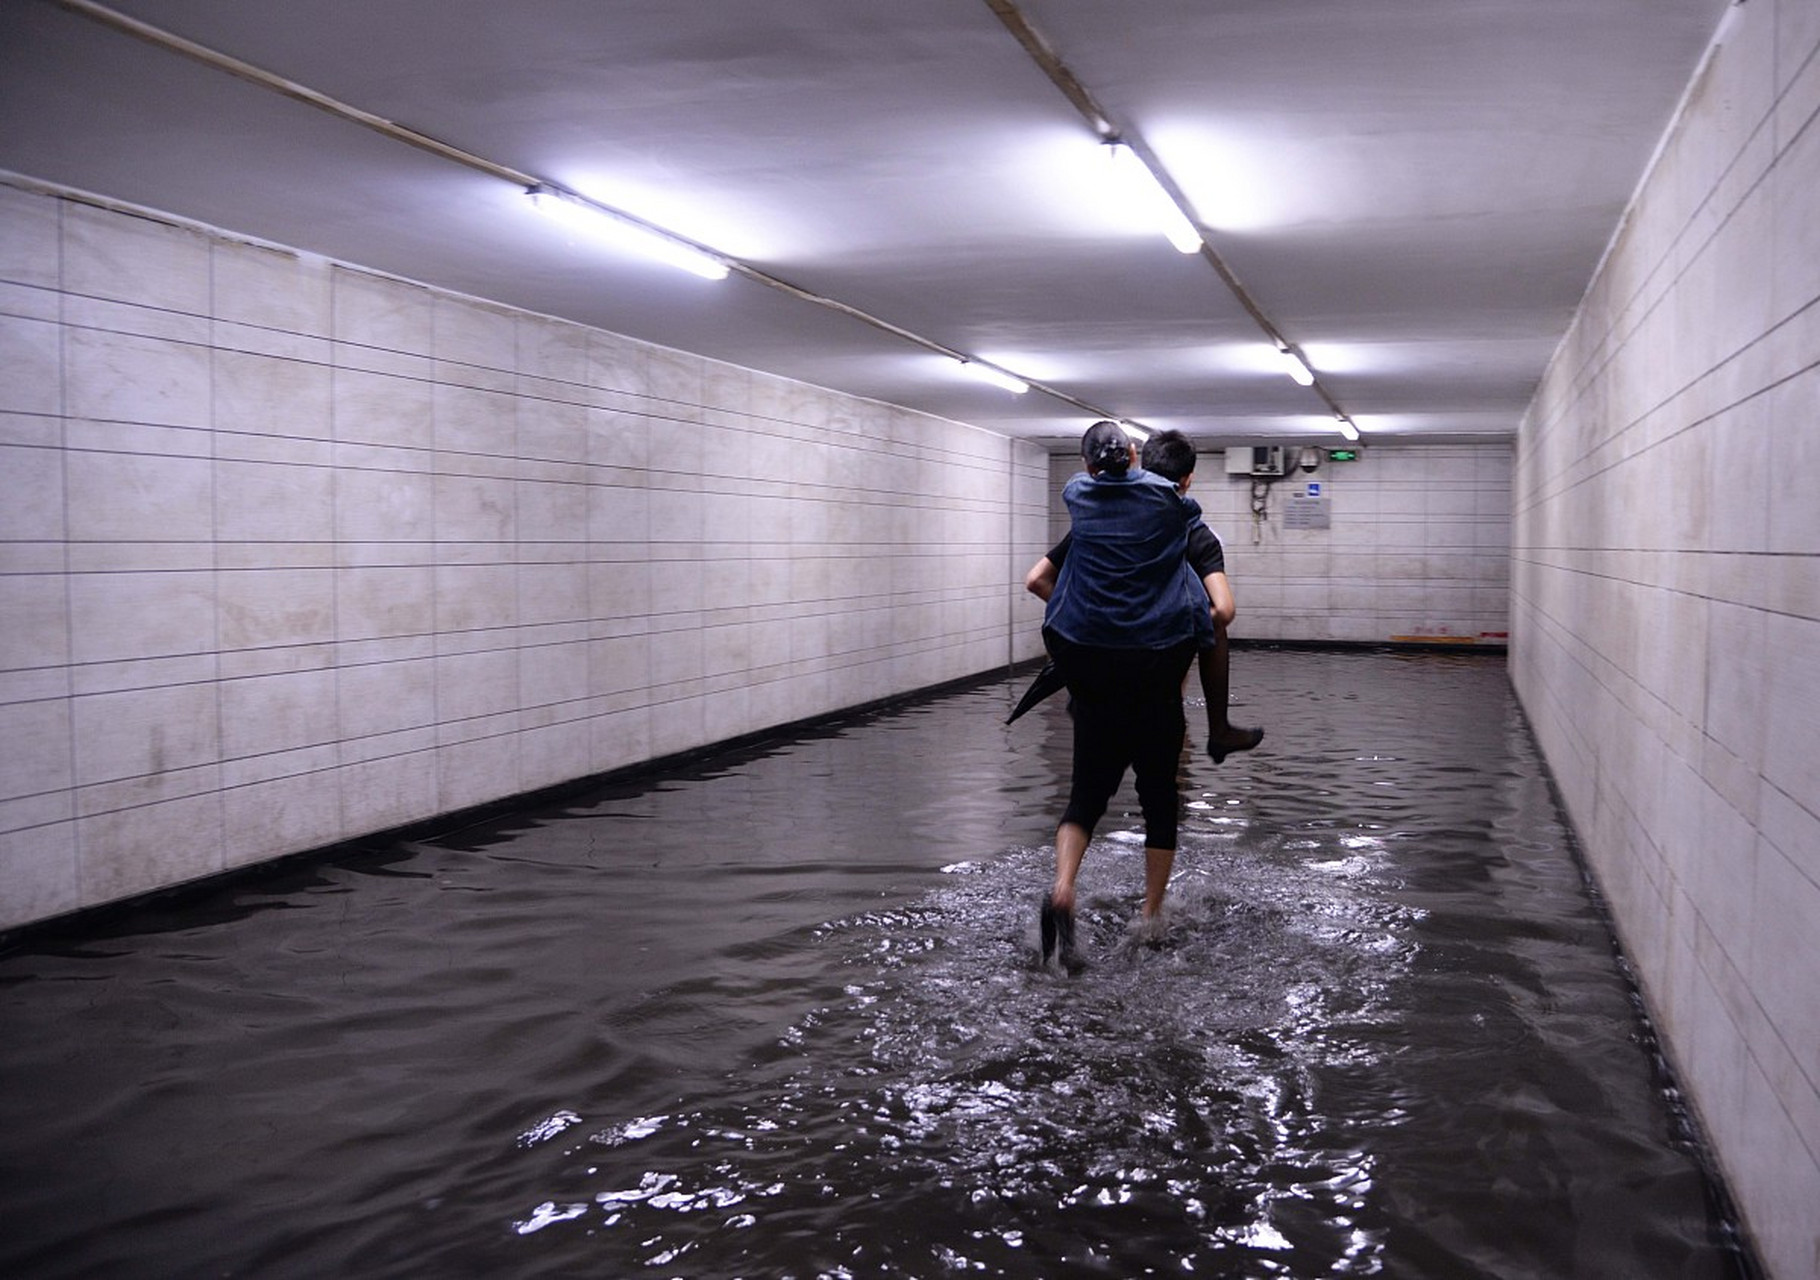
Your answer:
(1298, 447), (1321, 473)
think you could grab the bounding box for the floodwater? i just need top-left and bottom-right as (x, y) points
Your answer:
(0, 649), (1754, 1279)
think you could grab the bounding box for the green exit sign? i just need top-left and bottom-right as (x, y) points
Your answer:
(1328, 449), (1359, 461)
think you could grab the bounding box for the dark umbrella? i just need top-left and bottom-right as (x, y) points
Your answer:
(1005, 660), (1068, 724)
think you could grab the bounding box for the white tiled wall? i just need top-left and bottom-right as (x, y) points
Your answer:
(1045, 442), (1512, 647)
(0, 176), (1051, 932)
(1511, 4), (1820, 1276)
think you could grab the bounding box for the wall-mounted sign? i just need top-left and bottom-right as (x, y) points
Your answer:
(1284, 495), (1331, 530)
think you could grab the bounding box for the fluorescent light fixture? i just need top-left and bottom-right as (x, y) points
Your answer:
(1277, 346), (1315, 386)
(1118, 421), (1150, 442)
(955, 359), (1029, 394)
(527, 185), (729, 280)
(1335, 415), (1361, 442)
(1105, 141), (1202, 254)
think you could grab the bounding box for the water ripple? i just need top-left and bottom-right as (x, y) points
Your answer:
(0, 651), (1750, 1279)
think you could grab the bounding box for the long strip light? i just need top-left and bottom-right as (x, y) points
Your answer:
(954, 358), (1030, 394)
(1335, 414), (1361, 442)
(987, 3), (1371, 440)
(1105, 141), (1203, 254)
(59, 0), (1142, 425)
(526, 184), (729, 280)
(1277, 345), (1316, 386)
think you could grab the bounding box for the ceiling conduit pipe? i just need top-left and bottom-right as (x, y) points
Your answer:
(52, 0), (1127, 425)
(982, 0), (1360, 437)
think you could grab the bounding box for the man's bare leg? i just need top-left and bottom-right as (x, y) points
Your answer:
(1200, 623), (1263, 763)
(1051, 821), (1089, 911)
(1043, 822), (1091, 971)
(1143, 846), (1175, 919)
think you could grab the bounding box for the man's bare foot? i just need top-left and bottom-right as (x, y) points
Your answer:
(1040, 893), (1085, 973)
(1207, 724), (1263, 764)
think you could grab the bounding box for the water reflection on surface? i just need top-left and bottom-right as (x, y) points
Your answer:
(0, 650), (1750, 1278)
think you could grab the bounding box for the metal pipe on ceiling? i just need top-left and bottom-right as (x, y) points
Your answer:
(50, 0), (1125, 426)
(982, 0), (1355, 428)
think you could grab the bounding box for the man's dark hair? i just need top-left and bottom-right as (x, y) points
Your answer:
(1140, 429), (1197, 483)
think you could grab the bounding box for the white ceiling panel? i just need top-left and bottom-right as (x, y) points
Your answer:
(0, 0), (1729, 448)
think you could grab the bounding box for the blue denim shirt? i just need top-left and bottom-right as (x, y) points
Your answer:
(1044, 467), (1209, 649)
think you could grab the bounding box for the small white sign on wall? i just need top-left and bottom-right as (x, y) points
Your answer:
(1284, 494), (1331, 530)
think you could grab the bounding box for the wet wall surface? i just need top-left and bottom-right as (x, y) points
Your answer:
(0, 649), (1755, 1278)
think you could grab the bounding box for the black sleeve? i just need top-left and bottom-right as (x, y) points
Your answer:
(1186, 521), (1224, 578)
(1047, 531), (1072, 565)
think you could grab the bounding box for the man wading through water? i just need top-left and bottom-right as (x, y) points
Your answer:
(1027, 428), (1264, 765)
(1024, 421), (1220, 972)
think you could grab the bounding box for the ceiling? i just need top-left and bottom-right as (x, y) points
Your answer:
(0, 0), (1728, 450)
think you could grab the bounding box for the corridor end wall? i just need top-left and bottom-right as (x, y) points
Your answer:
(1045, 441), (1513, 648)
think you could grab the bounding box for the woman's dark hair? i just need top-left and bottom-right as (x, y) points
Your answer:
(1081, 420), (1132, 475)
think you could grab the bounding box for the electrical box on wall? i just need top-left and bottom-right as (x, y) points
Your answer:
(1225, 446), (1284, 477)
